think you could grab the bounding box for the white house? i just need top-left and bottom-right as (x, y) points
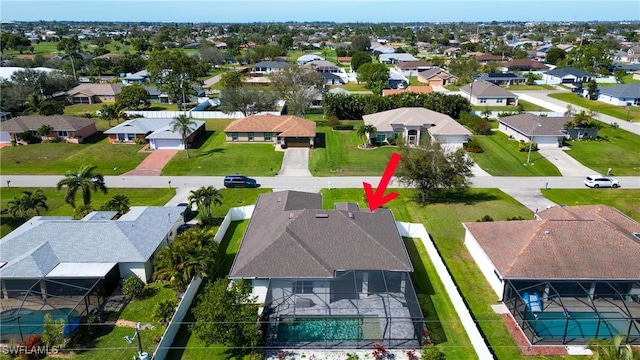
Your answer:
(296, 54), (324, 65)
(541, 67), (594, 85)
(597, 83), (640, 106)
(103, 117), (206, 150)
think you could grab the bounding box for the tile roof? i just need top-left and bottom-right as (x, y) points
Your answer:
(498, 113), (572, 136)
(0, 207), (185, 279)
(229, 191), (413, 278)
(382, 86), (433, 96)
(67, 83), (124, 97)
(460, 80), (518, 98)
(599, 83), (640, 99)
(0, 115), (96, 133)
(418, 67), (456, 81)
(363, 107), (471, 136)
(224, 115), (316, 137)
(501, 59), (549, 70)
(395, 61), (431, 70)
(463, 205), (640, 280)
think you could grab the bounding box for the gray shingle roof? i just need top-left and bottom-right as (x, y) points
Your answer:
(0, 115), (96, 133)
(0, 207), (184, 278)
(253, 61), (289, 69)
(229, 191), (413, 279)
(103, 117), (205, 140)
(545, 67), (594, 78)
(498, 113), (572, 136)
(460, 80), (518, 98)
(599, 83), (640, 99)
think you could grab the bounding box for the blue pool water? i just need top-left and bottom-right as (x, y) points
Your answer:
(525, 311), (640, 339)
(277, 317), (363, 342)
(0, 308), (80, 336)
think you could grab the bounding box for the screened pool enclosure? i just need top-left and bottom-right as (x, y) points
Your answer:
(261, 270), (425, 349)
(504, 280), (640, 345)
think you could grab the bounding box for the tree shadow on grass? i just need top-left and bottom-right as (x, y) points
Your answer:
(410, 189), (498, 206)
(197, 148), (225, 157)
(83, 133), (108, 144)
(404, 238), (447, 345)
(314, 132), (326, 148)
(190, 131), (215, 150)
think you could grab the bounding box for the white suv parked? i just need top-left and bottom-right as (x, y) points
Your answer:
(584, 175), (620, 188)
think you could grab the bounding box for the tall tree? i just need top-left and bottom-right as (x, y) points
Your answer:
(147, 49), (199, 110)
(191, 278), (260, 348)
(7, 189), (49, 219)
(98, 103), (118, 127)
(99, 194), (131, 218)
(586, 79), (598, 100)
(545, 47), (566, 65)
(356, 62), (390, 91)
(350, 51), (372, 72)
(171, 115), (197, 158)
(396, 140), (474, 203)
(56, 164), (108, 208)
(357, 124), (377, 146)
(58, 36), (82, 81)
(219, 87), (276, 116)
(22, 93), (44, 114)
(219, 71), (243, 90)
(351, 35), (371, 52)
(117, 84), (150, 110)
(188, 186), (223, 223)
(271, 65), (324, 117)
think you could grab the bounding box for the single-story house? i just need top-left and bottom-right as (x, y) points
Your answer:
(252, 60), (288, 74)
(320, 72), (346, 85)
(460, 80), (519, 106)
(394, 61), (432, 77)
(382, 85), (433, 97)
(371, 44), (396, 55)
(66, 83), (125, 104)
(379, 53), (418, 64)
(541, 67), (594, 85)
(122, 70), (150, 85)
(363, 107), (472, 148)
(387, 69), (409, 89)
(224, 114), (316, 148)
(474, 73), (526, 86)
(103, 117), (205, 150)
(463, 52), (503, 64)
(337, 56), (352, 65)
(296, 54), (324, 66)
(417, 67), (458, 86)
(0, 115), (97, 144)
(597, 83), (640, 106)
(499, 59), (550, 72)
(463, 205), (640, 345)
(229, 190), (424, 349)
(497, 113), (581, 147)
(0, 206), (185, 289)
(303, 60), (341, 74)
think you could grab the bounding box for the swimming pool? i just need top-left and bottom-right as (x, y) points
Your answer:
(277, 316), (364, 342)
(0, 308), (81, 336)
(525, 311), (640, 340)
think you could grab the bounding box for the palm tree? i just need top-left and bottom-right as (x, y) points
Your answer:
(98, 104), (118, 127)
(99, 194), (131, 218)
(7, 189), (49, 219)
(56, 164), (108, 208)
(188, 186), (223, 223)
(154, 227), (218, 292)
(587, 335), (636, 360)
(22, 93), (44, 114)
(171, 115), (197, 158)
(357, 124), (377, 147)
(62, 36), (82, 81)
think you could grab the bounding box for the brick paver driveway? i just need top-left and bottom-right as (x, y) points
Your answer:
(124, 150), (178, 176)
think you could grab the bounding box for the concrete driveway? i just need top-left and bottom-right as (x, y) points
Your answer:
(124, 149), (178, 176)
(278, 148), (312, 177)
(538, 147), (597, 176)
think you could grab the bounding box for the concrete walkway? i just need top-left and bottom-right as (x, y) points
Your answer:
(538, 147), (597, 176)
(278, 148), (312, 177)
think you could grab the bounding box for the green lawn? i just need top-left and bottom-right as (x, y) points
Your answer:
(0, 135), (149, 175)
(118, 282), (178, 323)
(548, 92), (640, 122)
(597, 74), (640, 87)
(309, 124), (398, 176)
(161, 120), (284, 176)
(542, 189), (640, 221)
(0, 187), (175, 238)
(209, 188), (272, 219)
(330, 83), (372, 92)
(68, 325), (165, 360)
(562, 126), (640, 176)
(472, 100), (550, 112)
(504, 84), (554, 91)
(321, 188), (582, 359)
(468, 132), (562, 176)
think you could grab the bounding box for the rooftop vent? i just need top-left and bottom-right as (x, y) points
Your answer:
(315, 213), (329, 218)
(348, 212), (354, 219)
(277, 197), (282, 203)
(543, 230), (550, 235)
(633, 232), (640, 241)
(289, 213), (295, 219)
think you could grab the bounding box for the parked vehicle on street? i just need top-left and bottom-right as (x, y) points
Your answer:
(223, 175), (258, 188)
(584, 175), (620, 188)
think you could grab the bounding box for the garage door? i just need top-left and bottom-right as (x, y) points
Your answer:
(0, 132), (11, 143)
(152, 139), (182, 149)
(285, 137), (310, 148)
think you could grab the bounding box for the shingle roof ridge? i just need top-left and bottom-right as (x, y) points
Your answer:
(284, 225), (333, 274)
(504, 220), (544, 275)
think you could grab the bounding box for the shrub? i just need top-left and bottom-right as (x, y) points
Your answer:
(325, 114), (340, 129)
(476, 215), (494, 222)
(133, 137), (146, 145)
(346, 353), (360, 360)
(334, 124), (354, 130)
(459, 112), (491, 135)
(42, 314), (67, 349)
(372, 343), (388, 360)
(518, 141), (538, 152)
(81, 113), (94, 118)
(18, 335), (46, 360)
(421, 344), (445, 360)
(464, 138), (483, 153)
(507, 216), (526, 221)
(154, 298), (178, 324)
(83, 313), (99, 337)
(406, 350), (419, 360)
(121, 276), (145, 299)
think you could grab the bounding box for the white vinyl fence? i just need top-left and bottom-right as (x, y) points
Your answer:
(213, 205), (254, 244)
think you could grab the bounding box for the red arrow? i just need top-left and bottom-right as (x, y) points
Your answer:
(363, 152), (401, 211)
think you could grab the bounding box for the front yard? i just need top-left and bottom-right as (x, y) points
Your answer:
(468, 132), (562, 176)
(542, 188), (640, 221)
(471, 100), (550, 112)
(548, 92), (640, 121)
(0, 134), (149, 175)
(562, 126), (640, 176)
(161, 119), (283, 176)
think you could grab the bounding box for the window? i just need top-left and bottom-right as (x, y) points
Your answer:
(480, 99), (487, 104)
(248, 132), (254, 141)
(376, 134), (386, 142)
(231, 132), (238, 141)
(496, 98), (504, 103)
(264, 132), (272, 141)
(295, 281), (313, 294)
(57, 131), (68, 137)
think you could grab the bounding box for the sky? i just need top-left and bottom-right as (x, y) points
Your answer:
(2, 0), (639, 23)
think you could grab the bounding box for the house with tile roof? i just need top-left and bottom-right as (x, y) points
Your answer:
(597, 83), (640, 107)
(463, 205), (640, 345)
(0, 115), (97, 144)
(394, 61), (432, 77)
(224, 115), (316, 148)
(381, 85), (433, 97)
(103, 117), (205, 150)
(417, 67), (458, 86)
(363, 107), (471, 148)
(460, 80), (519, 106)
(66, 83), (125, 104)
(229, 190), (424, 349)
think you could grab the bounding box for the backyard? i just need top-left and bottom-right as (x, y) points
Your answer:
(548, 92), (640, 122)
(471, 99), (550, 112)
(468, 132), (562, 176)
(160, 119), (283, 176)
